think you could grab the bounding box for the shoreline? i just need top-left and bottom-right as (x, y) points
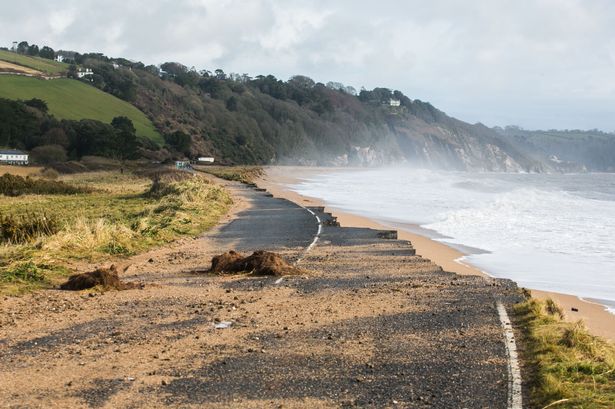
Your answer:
(258, 166), (615, 342)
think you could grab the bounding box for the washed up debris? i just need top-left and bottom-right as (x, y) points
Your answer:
(208, 250), (302, 276)
(214, 321), (233, 329)
(59, 265), (141, 291)
(210, 250), (244, 272)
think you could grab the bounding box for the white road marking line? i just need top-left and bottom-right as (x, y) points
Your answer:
(293, 207), (321, 266)
(496, 300), (523, 409)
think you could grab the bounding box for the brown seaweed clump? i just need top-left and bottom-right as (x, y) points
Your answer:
(60, 265), (140, 291)
(209, 250), (301, 276)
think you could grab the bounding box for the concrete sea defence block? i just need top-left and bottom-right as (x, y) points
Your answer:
(377, 230), (398, 240)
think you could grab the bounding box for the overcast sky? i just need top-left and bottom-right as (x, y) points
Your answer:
(2, 0), (615, 131)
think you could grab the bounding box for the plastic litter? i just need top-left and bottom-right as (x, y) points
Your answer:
(214, 321), (233, 329)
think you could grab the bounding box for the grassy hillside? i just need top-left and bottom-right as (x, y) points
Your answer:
(0, 76), (162, 144)
(0, 50), (67, 75)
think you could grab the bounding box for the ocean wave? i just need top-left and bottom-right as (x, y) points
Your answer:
(292, 168), (615, 305)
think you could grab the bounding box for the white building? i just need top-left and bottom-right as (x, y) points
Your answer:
(0, 149), (29, 165)
(197, 157), (215, 163)
(77, 68), (94, 78)
(175, 160), (191, 170)
(55, 55), (64, 63)
(389, 98), (401, 107)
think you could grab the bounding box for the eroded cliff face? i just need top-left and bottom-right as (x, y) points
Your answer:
(327, 115), (541, 172)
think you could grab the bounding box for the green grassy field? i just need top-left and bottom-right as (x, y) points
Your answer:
(0, 75), (163, 144)
(0, 50), (68, 74)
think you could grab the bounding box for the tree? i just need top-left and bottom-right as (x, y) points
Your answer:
(111, 116), (135, 135)
(160, 62), (188, 77)
(39, 46), (55, 60)
(164, 131), (191, 154)
(27, 44), (39, 56)
(24, 98), (48, 113)
(289, 75), (315, 89)
(175, 70), (200, 87)
(40, 127), (69, 148)
(16, 41), (29, 54)
(214, 69), (226, 80)
(199, 77), (231, 99)
(31, 144), (67, 164)
(67, 64), (78, 79)
(226, 96), (238, 111)
(111, 116), (137, 159)
(326, 81), (344, 91)
(344, 86), (357, 96)
(144, 65), (160, 76)
(0, 98), (41, 149)
(64, 119), (117, 158)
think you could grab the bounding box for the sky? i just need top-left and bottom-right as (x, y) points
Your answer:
(2, 0), (615, 131)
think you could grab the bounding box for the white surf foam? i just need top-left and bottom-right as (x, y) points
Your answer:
(291, 168), (615, 310)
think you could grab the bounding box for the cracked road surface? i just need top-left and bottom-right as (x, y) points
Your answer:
(0, 183), (522, 408)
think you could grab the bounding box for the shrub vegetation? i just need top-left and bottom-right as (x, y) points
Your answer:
(0, 173), (91, 196)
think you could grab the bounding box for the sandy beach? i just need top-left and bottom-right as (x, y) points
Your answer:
(258, 166), (615, 342)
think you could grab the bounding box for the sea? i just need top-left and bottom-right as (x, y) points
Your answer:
(289, 168), (615, 314)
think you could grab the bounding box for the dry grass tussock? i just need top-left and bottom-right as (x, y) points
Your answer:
(0, 165), (42, 177)
(0, 173), (91, 196)
(514, 297), (615, 408)
(195, 165), (263, 184)
(44, 218), (137, 257)
(45, 174), (230, 257)
(61, 170), (150, 194)
(0, 170), (232, 294)
(0, 212), (58, 244)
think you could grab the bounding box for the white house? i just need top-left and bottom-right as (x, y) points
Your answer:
(175, 160), (191, 170)
(389, 98), (401, 107)
(0, 149), (29, 165)
(77, 67), (94, 78)
(55, 55), (64, 63)
(197, 157), (215, 163)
